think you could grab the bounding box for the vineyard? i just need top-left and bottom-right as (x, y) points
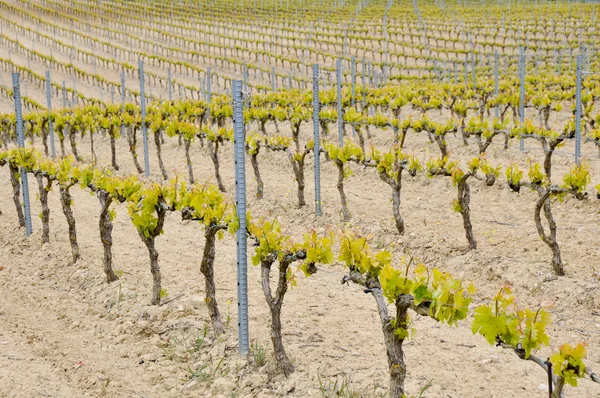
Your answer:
(1, 0), (600, 397)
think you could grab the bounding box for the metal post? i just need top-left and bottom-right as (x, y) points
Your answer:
(336, 59), (343, 145)
(62, 81), (67, 108)
(575, 53), (582, 165)
(471, 52), (476, 90)
(12, 73), (32, 237)
(72, 76), (78, 106)
(494, 51), (499, 119)
(351, 56), (356, 107)
(207, 68), (212, 104)
(519, 46), (525, 151)
(45, 71), (56, 158)
(271, 67), (276, 91)
(232, 80), (249, 358)
(138, 60), (150, 177)
(168, 68), (172, 101)
(361, 58), (366, 110)
(243, 62), (249, 107)
(312, 65), (322, 217)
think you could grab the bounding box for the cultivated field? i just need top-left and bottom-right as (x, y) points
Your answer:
(0, 1), (599, 397)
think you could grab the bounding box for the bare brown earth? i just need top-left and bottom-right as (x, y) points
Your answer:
(0, 121), (599, 397)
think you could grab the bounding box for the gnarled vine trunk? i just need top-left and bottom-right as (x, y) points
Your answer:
(260, 251), (305, 377)
(98, 190), (118, 283)
(334, 159), (350, 221)
(208, 140), (226, 192)
(287, 150), (306, 207)
(250, 152), (263, 199)
(534, 189), (563, 276)
(68, 128), (81, 162)
(201, 225), (224, 335)
(59, 185), (80, 264)
(126, 126), (144, 173)
(35, 174), (52, 244)
(136, 205), (166, 305)
(184, 137), (194, 184)
(154, 130), (168, 180)
(379, 171), (404, 235)
(9, 164), (25, 228)
(457, 179), (476, 250)
(109, 131), (119, 170)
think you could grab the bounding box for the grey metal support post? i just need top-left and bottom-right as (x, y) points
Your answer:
(494, 51), (499, 119)
(336, 59), (343, 146)
(12, 73), (32, 237)
(575, 53), (582, 166)
(45, 70), (56, 158)
(312, 65), (322, 217)
(361, 58), (366, 110)
(120, 70), (126, 149)
(471, 52), (476, 90)
(207, 68), (212, 104)
(232, 80), (249, 358)
(138, 60), (150, 177)
(243, 63), (249, 107)
(168, 68), (172, 101)
(271, 67), (276, 91)
(205, 67), (211, 105)
(519, 46), (525, 151)
(351, 56), (356, 107)
(72, 76), (78, 106)
(62, 81), (67, 108)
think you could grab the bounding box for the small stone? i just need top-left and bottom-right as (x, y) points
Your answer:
(183, 379), (200, 391)
(190, 296), (207, 310)
(537, 383), (549, 392)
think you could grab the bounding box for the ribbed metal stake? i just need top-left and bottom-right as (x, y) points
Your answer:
(12, 73), (32, 237)
(45, 70), (56, 158)
(351, 56), (356, 137)
(351, 56), (356, 107)
(519, 46), (525, 151)
(336, 59), (343, 145)
(207, 68), (211, 104)
(361, 58), (366, 110)
(62, 81), (67, 108)
(271, 67), (276, 91)
(243, 62), (249, 107)
(138, 60), (150, 177)
(313, 65), (322, 217)
(120, 70), (126, 149)
(72, 76), (78, 106)
(575, 53), (582, 166)
(494, 51), (499, 119)
(471, 52), (476, 90)
(232, 80), (249, 357)
(168, 68), (172, 101)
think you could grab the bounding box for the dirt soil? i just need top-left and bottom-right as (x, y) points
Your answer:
(0, 120), (599, 398)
